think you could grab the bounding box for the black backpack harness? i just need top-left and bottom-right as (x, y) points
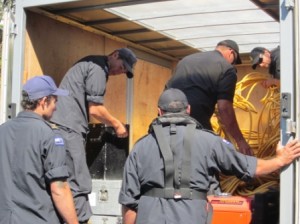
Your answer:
(143, 113), (207, 200)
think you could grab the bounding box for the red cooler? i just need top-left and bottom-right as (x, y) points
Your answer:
(208, 195), (253, 224)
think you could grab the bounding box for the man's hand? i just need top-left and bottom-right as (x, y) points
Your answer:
(114, 122), (128, 138)
(256, 139), (300, 176)
(122, 206), (136, 224)
(261, 78), (280, 88)
(276, 139), (300, 166)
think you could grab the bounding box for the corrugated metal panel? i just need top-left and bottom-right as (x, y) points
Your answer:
(28, 0), (279, 61)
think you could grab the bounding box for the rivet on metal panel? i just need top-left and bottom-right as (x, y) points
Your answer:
(102, 217), (108, 224)
(116, 217), (122, 224)
(99, 185), (108, 201)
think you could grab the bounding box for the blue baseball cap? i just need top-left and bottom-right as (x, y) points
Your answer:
(23, 75), (69, 100)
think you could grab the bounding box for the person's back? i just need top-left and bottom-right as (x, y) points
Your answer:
(120, 114), (256, 224)
(0, 113), (64, 224)
(120, 88), (300, 224)
(119, 89), (257, 224)
(166, 50), (236, 130)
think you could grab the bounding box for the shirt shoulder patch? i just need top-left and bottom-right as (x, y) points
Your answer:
(222, 139), (231, 145)
(55, 137), (65, 146)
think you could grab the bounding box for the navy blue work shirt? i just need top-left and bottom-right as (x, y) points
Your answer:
(0, 111), (69, 224)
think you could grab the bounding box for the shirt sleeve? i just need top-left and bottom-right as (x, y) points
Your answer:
(210, 137), (257, 182)
(217, 67), (237, 102)
(85, 62), (107, 104)
(43, 129), (69, 183)
(119, 149), (141, 210)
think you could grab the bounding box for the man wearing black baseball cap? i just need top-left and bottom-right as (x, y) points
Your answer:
(117, 48), (137, 78)
(119, 88), (300, 224)
(51, 48), (137, 223)
(217, 39), (242, 64)
(166, 39), (253, 158)
(250, 46), (280, 88)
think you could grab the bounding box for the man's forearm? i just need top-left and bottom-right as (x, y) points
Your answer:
(217, 99), (253, 155)
(255, 140), (300, 176)
(89, 102), (128, 137)
(255, 157), (282, 176)
(51, 180), (78, 224)
(218, 100), (246, 143)
(122, 206), (137, 224)
(89, 102), (120, 127)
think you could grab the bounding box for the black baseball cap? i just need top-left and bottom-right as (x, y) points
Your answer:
(217, 39), (242, 64)
(250, 47), (265, 69)
(117, 48), (137, 79)
(158, 88), (189, 113)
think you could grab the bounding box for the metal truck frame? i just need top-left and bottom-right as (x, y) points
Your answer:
(1, 0), (300, 223)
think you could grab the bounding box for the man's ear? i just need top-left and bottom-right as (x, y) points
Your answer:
(264, 50), (271, 57)
(39, 97), (47, 107)
(158, 108), (163, 116)
(186, 105), (191, 114)
(113, 50), (120, 59)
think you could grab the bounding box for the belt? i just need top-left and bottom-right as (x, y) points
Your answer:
(143, 188), (207, 200)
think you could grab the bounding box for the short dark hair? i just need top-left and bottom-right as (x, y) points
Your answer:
(21, 90), (54, 110)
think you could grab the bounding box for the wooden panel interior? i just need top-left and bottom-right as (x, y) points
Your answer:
(24, 11), (173, 148)
(132, 60), (172, 144)
(25, 11), (128, 123)
(24, 11), (275, 153)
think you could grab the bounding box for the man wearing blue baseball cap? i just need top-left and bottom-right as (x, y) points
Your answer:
(50, 48), (137, 223)
(0, 75), (78, 224)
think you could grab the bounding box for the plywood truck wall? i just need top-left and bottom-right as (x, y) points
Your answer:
(24, 11), (172, 145)
(24, 11), (271, 150)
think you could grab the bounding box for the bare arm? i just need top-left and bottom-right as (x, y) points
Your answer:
(255, 139), (300, 176)
(50, 180), (78, 224)
(217, 99), (253, 156)
(122, 206), (137, 224)
(261, 78), (280, 88)
(89, 102), (128, 138)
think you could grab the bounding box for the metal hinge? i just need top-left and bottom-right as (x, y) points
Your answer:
(286, 119), (296, 137)
(285, 0), (295, 10)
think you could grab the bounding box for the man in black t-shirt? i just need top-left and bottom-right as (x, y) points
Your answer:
(166, 40), (253, 156)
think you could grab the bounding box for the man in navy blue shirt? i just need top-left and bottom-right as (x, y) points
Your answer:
(0, 75), (78, 224)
